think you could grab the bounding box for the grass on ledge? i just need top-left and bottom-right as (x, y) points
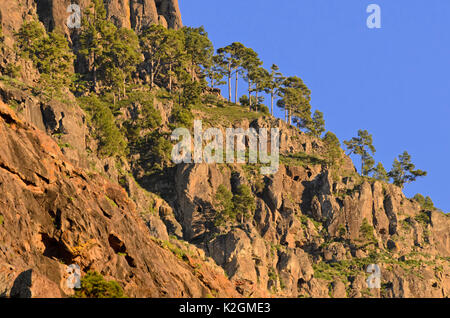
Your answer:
(192, 103), (264, 126)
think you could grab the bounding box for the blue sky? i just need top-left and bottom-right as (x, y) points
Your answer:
(179, 0), (450, 212)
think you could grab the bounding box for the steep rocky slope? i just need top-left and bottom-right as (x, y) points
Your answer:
(0, 0), (448, 299)
(0, 100), (238, 298)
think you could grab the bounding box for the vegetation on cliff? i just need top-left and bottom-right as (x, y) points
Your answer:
(0, 0), (447, 299)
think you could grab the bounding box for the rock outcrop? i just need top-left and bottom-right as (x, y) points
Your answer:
(0, 101), (237, 298)
(170, 156), (450, 298)
(0, 0), (182, 40)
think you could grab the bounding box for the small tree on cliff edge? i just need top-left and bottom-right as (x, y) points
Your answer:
(388, 151), (427, 189)
(182, 26), (214, 82)
(307, 110), (326, 138)
(323, 131), (342, 168)
(344, 130), (376, 176)
(372, 162), (389, 182)
(264, 64), (284, 115)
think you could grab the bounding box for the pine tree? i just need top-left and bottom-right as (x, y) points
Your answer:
(79, 0), (116, 89)
(232, 185), (256, 223)
(15, 21), (46, 55)
(250, 67), (270, 110)
(163, 28), (186, 92)
(217, 42), (247, 103)
(307, 110), (325, 138)
(264, 64), (284, 115)
(140, 24), (169, 88)
(242, 47), (262, 111)
(205, 55), (226, 88)
(214, 185), (234, 225)
(323, 132), (342, 167)
(181, 26), (213, 81)
(372, 162), (389, 182)
(278, 76), (311, 126)
(104, 28), (142, 101)
(79, 95), (128, 157)
(388, 151), (427, 188)
(413, 194), (435, 211)
(344, 130), (376, 176)
(277, 87), (299, 123)
(16, 22), (74, 98)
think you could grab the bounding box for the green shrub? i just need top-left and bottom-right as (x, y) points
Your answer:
(338, 225), (346, 237)
(232, 184), (256, 223)
(78, 95), (128, 157)
(4, 64), (21, 78)
(214, 185), (234, 226)
(413, 194), (435, 211)
(171, 105), (194, 128)
(214, 184), (256, 225)
(359, 218), (376, 242)
(136, 131), (172, 174)
(16, 21), (74, 97)
(74, 271), (125, 298)
(323, 132), (343, 168)
(415, 211), (431, 226)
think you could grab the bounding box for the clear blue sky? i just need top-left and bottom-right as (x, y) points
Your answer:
(179, 0), (450, 212)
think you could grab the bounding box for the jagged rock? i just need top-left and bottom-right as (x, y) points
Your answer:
(33, 0), (182, 36)
(323, 242), (348, 262)
(331, 280), (347, 298)
(0, 100), (238, 298)
(175, 163), (231, 241)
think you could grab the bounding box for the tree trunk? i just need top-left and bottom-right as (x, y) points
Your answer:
(227, 67), (232, 102)
(150, 60), (155, 89)
(235, 71), (239, 104)
(271, 92), (274, 115)
(123, 78), (126, 99)
(169, 63), (173, 92)
(248, 82), (252, 111)
(92, 52), (97, 89)
(192, 58), (195, 82)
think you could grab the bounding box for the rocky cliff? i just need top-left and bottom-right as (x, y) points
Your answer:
(0, 0), (449, 299)
(0, 0), (182, 39)
(0, 100), (238, 298)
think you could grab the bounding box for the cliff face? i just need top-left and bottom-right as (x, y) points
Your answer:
(164, 114), (450, 298)
(0, 0), (449, 299)
(0, 101), (237, 298)
(0, 0), (182, 39)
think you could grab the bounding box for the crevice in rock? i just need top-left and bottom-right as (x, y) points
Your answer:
(108, 234), (136, 267)
(35, 0), (55, 32)
(0, 111), (17, 125)
(108, 234), (126, 254)
(0, 162), (37, 187)
(41, 233), (74, 264)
